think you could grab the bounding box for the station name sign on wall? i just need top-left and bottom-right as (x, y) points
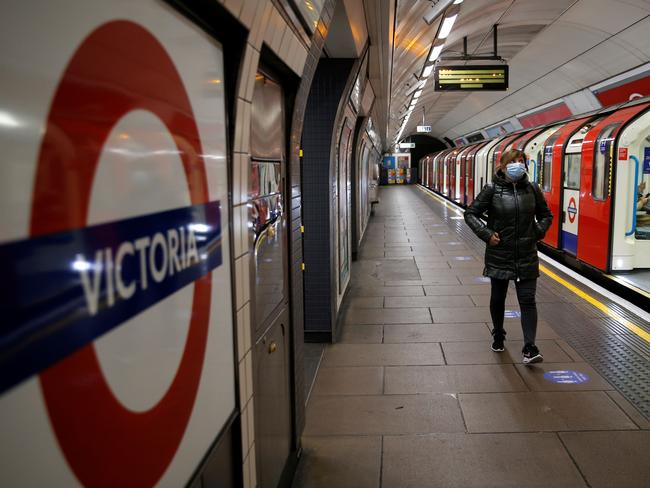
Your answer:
(434, 65), (509, 91)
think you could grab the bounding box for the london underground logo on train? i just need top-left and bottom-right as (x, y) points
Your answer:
(567, 197), (577, 223)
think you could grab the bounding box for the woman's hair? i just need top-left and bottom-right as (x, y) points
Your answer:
(500, 149), (526, 167)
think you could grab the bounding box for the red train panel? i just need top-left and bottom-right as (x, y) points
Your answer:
(540, 119), (589, 247)
(577, 101), (650, 271)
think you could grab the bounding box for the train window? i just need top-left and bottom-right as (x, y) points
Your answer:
(564, 154), (581, 190)
(593, 124), (619, 201)
(542, 133), (560, 192)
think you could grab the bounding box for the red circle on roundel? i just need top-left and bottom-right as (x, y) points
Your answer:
(31, 21), (212, 487)
(568, 197), (577, 224)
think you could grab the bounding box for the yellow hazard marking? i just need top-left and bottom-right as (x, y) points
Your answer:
(540, 264), (650, 344)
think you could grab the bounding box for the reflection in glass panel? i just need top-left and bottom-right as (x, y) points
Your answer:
(251, 162), (281, 199)
(252, 193), (284, 325)
(291, 0), (325, 33)
(542, 133), (560, 192)
(338, 121), (351, 290)
(564, 154), (581, 190)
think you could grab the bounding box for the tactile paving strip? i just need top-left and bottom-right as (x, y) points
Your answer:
(414, 187), (650, 420)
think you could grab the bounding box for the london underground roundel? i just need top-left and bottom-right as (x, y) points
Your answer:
(0, 5), (234, 487)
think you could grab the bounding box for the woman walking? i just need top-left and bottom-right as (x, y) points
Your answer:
(464, 149), (553, 364)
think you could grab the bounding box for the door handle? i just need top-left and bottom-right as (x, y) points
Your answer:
(562, 211), (566, 224)
(268, 341), (278, 354)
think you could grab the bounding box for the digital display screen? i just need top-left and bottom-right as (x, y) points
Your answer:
(434, 65), (509, 91)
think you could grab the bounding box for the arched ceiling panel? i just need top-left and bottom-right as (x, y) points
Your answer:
(378, 0), (650, 147)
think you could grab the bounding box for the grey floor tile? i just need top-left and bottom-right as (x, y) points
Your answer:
(322, 343), (444, 366)
(358, 249), (384, 258)
(292, 436), (381, 488)
(384, 323), (492, 343)
(431, 307), (492, 323)
(339, 325), (383, 344)
(304, 394), (465, 435)
(382, 433), (586, 488)
(424, 285), (492, 295)
(384, 249), (415, 257)
(605, 391), (650, 429)
(501, 320), (560, 340)
(416, 262), (452, 270)
(343, 297), (384, 309)
(460, 391), (638, 432)
(412, 255), (449, 263)
(469, 294), (520, 307)
(312, 367), (384, 396)
(384, 364), (527, 394)
(457, 275), (491, 285)
(559, 431), (650, 488)
(555, 339), (586, 361)
(385, 295), (474, 308)
(343, 307), (431, 324)
(441, 340), (572, 365)
(447, 261), (484, 270)
(384, 276), (460, 286)
(515, 362), (614, 391)
(350, 286), (424, 297)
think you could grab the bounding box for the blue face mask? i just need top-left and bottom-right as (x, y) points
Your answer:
(506, 162), (526, 181)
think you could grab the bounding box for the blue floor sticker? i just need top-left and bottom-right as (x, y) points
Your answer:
(544, 370), (590, 384)
(504, 310), (521, 318)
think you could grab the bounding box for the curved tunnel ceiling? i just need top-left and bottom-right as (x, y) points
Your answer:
(381, 0), (650, 147)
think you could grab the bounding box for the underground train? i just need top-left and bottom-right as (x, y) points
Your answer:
(419, 97), (650, 280)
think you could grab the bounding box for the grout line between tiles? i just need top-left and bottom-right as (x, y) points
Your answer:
(556, 432), (593, 488)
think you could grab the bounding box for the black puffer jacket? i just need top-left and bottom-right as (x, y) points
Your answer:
(464, 171), (553, 280)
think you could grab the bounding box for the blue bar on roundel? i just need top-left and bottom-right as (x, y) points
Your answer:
(0, 201), (222, 394)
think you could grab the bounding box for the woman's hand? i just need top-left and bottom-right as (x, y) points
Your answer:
(488, 232), (501, 246)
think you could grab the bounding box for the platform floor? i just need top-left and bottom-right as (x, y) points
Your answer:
(293, 185), (650, 488)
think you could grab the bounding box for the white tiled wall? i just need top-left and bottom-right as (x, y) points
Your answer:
(216, 0), (312, 486)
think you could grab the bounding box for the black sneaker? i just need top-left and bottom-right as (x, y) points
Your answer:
(491, 330), (505, 352)
(522, 343), (543, 364)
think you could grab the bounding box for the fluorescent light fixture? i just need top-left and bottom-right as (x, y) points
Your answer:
(422, 65), (434, 78)
(0, 111), (21, 128)
(414, 90), (423, 98)
(438, 14), (457, 39)
(453, 0), (463, 4)
(422, 0), (454, 25)
(429, 44), (443, 62)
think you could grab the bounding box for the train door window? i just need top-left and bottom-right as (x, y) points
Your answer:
(250, 72), (286, 329)
(564, 154), (581, 190)
(542, 133), (560, 192)
(593, 124), (619, 201)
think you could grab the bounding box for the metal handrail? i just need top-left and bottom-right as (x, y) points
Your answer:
(626, 155), (640, 236)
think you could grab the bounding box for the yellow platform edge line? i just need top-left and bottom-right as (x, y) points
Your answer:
(417, 185), (650, 344)
(540, 264), (650, 343)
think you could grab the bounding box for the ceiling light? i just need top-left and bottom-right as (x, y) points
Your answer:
(414, 90), (423, 98)
(422, 0), (454, 25)
(429, 44), (443, 62)
(453, 0), (463, 4)
(438, 14), (458, 39)
(422, 65), (434, 78)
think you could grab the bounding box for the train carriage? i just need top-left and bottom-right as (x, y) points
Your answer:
(419, 97), (650, 284)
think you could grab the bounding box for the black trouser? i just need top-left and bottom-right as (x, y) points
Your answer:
(490, 278), (537, 346)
